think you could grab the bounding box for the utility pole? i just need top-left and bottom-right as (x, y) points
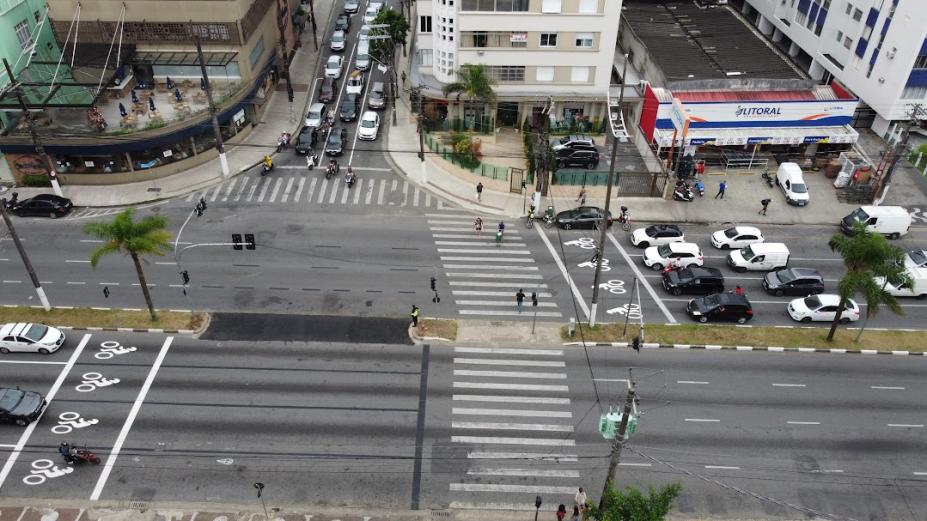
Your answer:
(414, 84), (428, 183)
(537, 97), (553, 196)
(2, 59), (63, 197)
(599, 376), (637, 510)
(0, 198), (51, 310)
(278, 0), (295, 123)
(308, 0), (318, 50)
(877, 104), (925, 204)
(194, 37), (230, 178)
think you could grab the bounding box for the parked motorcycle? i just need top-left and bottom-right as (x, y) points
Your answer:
(761, 169), (775, 187)
(673, 182), (694, 202)
(617, 205), (632, 231)
(59, 443), (101, 465)
(694, 179), (705, 197)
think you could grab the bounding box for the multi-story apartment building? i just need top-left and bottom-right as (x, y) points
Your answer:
(733, 0), (927, 135)
(411, 0), (621, 129)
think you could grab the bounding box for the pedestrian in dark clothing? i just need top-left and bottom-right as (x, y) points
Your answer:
(103, 286), (110, 299)
(570, 506), (581, 521)
(476, 182), (484, 201)
(516, 289), (526, 313)
(715, 180), (727, 199)
(410, 305), (420, 327)
(759, 198), (771, 215)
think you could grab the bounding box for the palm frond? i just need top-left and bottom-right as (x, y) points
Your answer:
(88, 241), (121, 268)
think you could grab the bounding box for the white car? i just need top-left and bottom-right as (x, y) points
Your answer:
(0, 323), (65, 354)
(358, 111), (380, 140)
(787, 294), (860, 323)
(325, 55), (343, 79)
(358, 25), (370, 41)
(905, 249), (927, 268)
(642, 242), (704, 271)
(710, 226), (765, 250)
(329, 30), (346, 52)
(344, 0), (360, 13)
(630, 224), (684, 248)
(364, 5), (379, 23)
(368, 0), (384, 10)
(305, 102), (325, 128)
(346, 70), (364, 96)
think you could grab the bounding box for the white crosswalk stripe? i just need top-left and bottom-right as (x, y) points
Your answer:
(447, 347), (579, 510)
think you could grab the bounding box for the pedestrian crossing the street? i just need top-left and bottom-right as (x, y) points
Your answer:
(181, 170), (446, 209)
(448, 346), (581, 511)
(428, 212), (562, 318)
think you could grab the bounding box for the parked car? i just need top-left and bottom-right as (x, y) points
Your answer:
(643, 242), (704, 271)
(631, 224), (684, 248)
(762, 267), (824, 297)
(0, 387), (46, 425)
(344, 0), (360, 13)
(552, 135), (595, 152)
(687, 292), (754, 324)
(710, 226), (764, 250)
(329, 30), (346, 52)
(787, 294), (859, 323)
(776, 162), (810, 206)
(325, 55), (343, 78)
(555, 148), (599, 169)
(554, 206), (612, 230)
(0, 323), (65, 354)
(358, 111), (380, 140)
(9, 194), (72, 218)
(305, 102), (326, 128)
(340, 94), (360, 121)
(319, 78), (336, 103)
(335, 14), (351, 32)
(325, 128), (346, 156)
(662, 266), (724, 296)
(293, 126), (315, 155)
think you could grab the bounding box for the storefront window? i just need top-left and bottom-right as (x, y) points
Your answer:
(54, 154), (131, 174)
(193, 129), (218, 155)
(129, 138), (194, 170)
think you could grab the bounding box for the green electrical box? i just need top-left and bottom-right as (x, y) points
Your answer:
(598, 411), (639, 440)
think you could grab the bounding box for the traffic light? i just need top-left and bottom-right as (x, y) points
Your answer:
(232, 233), (243, 250)
(430, 276), (436, 291)
(531, 292), (538, 307)
(180, 270), (190, 285)
(631, 335), (641, 352)
(245, 233), (256, 250)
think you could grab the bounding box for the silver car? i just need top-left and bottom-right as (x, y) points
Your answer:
(344, 0), (360, 13)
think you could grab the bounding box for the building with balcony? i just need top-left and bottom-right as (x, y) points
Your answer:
(732, 0), (927, 135)
(0, 0), (303, 184)
(410, 0), (621, 130)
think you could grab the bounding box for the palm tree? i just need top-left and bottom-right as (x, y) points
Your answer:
(442, 63), (496, 130)
(826, 223), (908, 342)
(84, 208), (172, 321)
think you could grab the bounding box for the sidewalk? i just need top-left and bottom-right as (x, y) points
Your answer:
(6, 3), (337, 208)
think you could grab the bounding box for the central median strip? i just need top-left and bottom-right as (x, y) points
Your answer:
(0, 306), (204, 332)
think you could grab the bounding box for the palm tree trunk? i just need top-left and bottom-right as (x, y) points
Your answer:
(130, 252), (158, 321)
(825, 296), (847, 342)
(854, 311), (871, 343)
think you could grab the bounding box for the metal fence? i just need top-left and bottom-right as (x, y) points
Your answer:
(554, 169), (667, 196)
(423, 133), (509, 181)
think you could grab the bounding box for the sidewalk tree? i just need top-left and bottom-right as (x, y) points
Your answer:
(369, 9), (410, 63)
(84, 208), (172, 321)
(826, 222), (908, 342)
(442, 63), (496, 131)
(585, 482), (682, 521)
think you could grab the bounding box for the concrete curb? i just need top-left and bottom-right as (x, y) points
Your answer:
(59, 326), (196, 334)
(563, 341), (926, 356)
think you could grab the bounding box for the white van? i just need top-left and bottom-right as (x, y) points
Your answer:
(841, 205), (911, 239)
(776, 162), (809, 206)
(874, 267), (927, 299)
(727, 242), (790, 272)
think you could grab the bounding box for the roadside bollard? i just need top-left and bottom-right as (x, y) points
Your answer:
(568, 318), (576, 337)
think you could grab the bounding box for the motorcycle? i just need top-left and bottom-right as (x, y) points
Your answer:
(306, 153), (317, 171)
(694, 179), (705, 197)
(673, 182), (694, 202)
(261, 162), (273, 177)
(543, 205), (556, 228)
(617, 206), (631, 231)
(59, 443), (100, 465)
(761, 169), (775, 187)
(345, 171), (356, 188)
(326, 162), (338, 180)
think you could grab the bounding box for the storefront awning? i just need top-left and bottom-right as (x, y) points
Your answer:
(133, 51), (238, 67)
(653, 124), (859, 147)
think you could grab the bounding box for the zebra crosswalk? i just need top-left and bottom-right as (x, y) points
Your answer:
(429, 213), (561, 318)
(182, 172), (446, 209)
(447, 346), (581, 511)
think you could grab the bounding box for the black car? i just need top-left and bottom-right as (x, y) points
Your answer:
(319, 77), (336, 103)
(335, 14), (351, 32)
(662, 266), (724, 295)
(294, 126), (315, 155)
(687, 293), (754, 324)
(556, 148), (599, 169)
(762, 267), (825, 297)
(11, 194), (73, 218)
(0, 387), (46, 426)
(555, 206), (612, 230)
(325, 128), (347, 156)
(339, 94), (360, 121)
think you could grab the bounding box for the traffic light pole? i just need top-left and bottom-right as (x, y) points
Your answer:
(0, 198), (51, 311)
(194, 37), (230, 178)
(599, 377), (637, 510)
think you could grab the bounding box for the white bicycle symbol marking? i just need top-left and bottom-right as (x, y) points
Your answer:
(22, 458), (73, 485)
(607, 304), (642, 320)
(563, 237), (597, 249)
(50, 411), (99, 434)
(578, 258), (611, 271)
(75, 372), (120, 393)
(599, 280), (627, 295)
(95, 340), (138, 359)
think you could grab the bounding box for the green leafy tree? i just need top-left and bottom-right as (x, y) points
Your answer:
(84, 208), (172, 321)
(369, 9), (410, 63)
(585, 483), (682, 521)
(442, 63), (496, 125)
(826, 222), (908, 342)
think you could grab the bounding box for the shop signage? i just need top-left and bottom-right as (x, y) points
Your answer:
(655, 99), (858, 130)
(510, 32), (527, 43)
(747, 137), (771, 144)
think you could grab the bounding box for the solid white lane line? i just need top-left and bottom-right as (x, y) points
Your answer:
(787, 421), (821, 425)
(772, 383), (807, 387)
(871, 386), (905, 390)
(454, 382), (569, 392)
(280, 177), (294, 203)
(467, 468), (580, 478)
(887, 424), (924, 428)
(0, 334), (91, 490)
(90, 336), (173, 500)
(677, 380), (709, 385)
(452, 436), (575, 447)
(453, 395), (570, 405)
(453, 408), (572, 418)
(454, 358), (566, 367)
(459, 310), (563, 317)
(705, 465), (740, 470)
(0, 360), (67, 365)
(450, 483), (578, 494)
(607, 232), (676, 323)
(468, 451), (577, 462)
(454, 347), (563, 356)
(452, 421), (574, 432)
(455, 300), (558, 308)
(535, 226), (589, 318)
(66, 260), (91, 263)
(446, 273), (544, 279)
(685, 418), (720, 422)
(444, 264), (539, 271)
(618, 462), (653, 467)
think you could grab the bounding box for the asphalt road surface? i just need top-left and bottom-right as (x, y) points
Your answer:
(1, 331), (925, 520)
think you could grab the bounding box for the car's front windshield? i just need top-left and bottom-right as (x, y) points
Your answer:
(703, 294), (721, 307)
(740, 245), (756, 261)
(849, 208), (869, 222)
(362, 119), (375, 128)
(0, 389), (24, 410)
(657, 245), (672, 257)
(23, 324), (47, 341)
(791, 183), (807, 194)
(803, 295), (822, 309)
(776, 270), (796, 284)
(723, 228), (738, 238)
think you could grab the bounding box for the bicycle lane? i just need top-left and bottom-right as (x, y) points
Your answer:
(0, 333), (173, 499)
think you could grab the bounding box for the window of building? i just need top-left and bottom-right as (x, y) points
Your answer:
(462, 31), (528, 47)
(536, 66), (554, 81)
(249, 36), (265, 69)
(861, 25), (873, 41)
(488, 66), (525, 82)
(578, 0), (596, 13)
(14, 20), (30, 49)
(570, 66), (589, 82)
(796, 11), (807, 26)
(461, 0), (528, 11)
(540, 33), (558, 47)
(836, 30), (843, 42)
(844, 36), (853, 49)
(806, 12), (815, 30)
(419, 16), (432, 33)
(822, 0), (831, 8)
(542, 0), (561, 13)
(420, 49), (433, 66)
(575, 33), (594, 48)
(902, 85), (927, 99)
(914, 55), (927, 69)
(852, 8), (862, 21)
(845, 2), (852, 15)
(814, 23), (823, 36)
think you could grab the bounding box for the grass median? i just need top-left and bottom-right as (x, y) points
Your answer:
(0, 307), (205, 331)
(417, 319), (458, 341)
(562, 322), (927, 352)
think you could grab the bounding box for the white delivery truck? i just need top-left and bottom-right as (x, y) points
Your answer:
(874, 267), (927, 299)
(840, 205), (911, 239)
(776, 162), (810, 206)
(727, 243), (790, 272)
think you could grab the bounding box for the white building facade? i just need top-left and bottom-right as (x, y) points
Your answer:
(411, 0), (621, 128)
(738, 0), (927, 135)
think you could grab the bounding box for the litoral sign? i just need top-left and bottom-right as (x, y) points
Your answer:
(670, 98), (690, 132)
(655, 99), (858, 129)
